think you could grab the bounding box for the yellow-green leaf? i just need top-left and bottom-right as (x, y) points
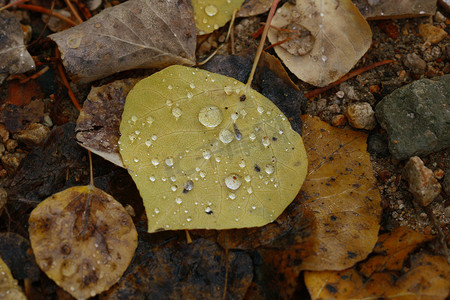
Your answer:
(192, 0), (245, 34)
(0, 257), (26, 300)
(28, 186), (138, 300)
(119, 65), (308, 232)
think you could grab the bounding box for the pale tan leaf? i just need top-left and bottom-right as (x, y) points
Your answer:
(50, 0), (196, 83)
(267, 0), (372, 87)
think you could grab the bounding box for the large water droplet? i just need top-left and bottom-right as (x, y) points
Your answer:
(225, 174), (241, 190)
(131, 115), (138, 123)
(219, 129), (234, 144)
(145, 139), (152, 147)
(149, 175), (156, 182)
(154, 208), (160, 214)
(198, 105), (223, 128)
(172, 107), (182, 119)
(189, 83), (196, 89)
(165, 157), (174, 167)
(223, 85), (233, 95)
(205, 4), (218, 16)
(146, 116), (154, 124)
(257, 106), (264, 114)
(265, 164), (275, 175)
(203, 150), (212, 159)
(175, 197), (182, 204)
(187, 92), (193, 99)
(152, 134), (158, 141)
(152, 158), (160, 166)
(262, 136), (271, 147)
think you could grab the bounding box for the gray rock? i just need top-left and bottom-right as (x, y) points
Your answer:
(375, 75), (450, 160)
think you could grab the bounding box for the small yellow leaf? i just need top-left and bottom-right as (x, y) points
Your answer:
(28, 186), (137, 300)
(0, 257), (26, 300)
(119, 65), (308, 232)
(192, 0), (245, 34)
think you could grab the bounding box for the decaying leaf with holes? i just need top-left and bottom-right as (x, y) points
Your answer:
(267, 0), (372, 87)
(192, 0), (245, 34)
(0, 257), (26, 300)
(119, 65), (308, 232)
(28, 186), (137, 299)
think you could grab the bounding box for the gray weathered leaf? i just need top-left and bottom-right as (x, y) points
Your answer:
(0, 11), (35, 76)
(50, 0), (196, 83)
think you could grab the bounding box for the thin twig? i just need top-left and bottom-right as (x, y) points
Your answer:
(64, 0), (83, 24)
(0, 0), (28, 12)
(88, 150), (94, 186)
(304, 60), (395, 99)
(264, 34), (299, 51)
(55, 48), (82, 111)
(16, 4), (77, 26)
(246, 0), (280, 88)
(19, 66), (50, 83)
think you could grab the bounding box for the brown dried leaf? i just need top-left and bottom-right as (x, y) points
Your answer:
(0, 257), (27, 300)
(267, 0), (372, 87)
(359, 226), (434, 277)
(305, 228), (450, 300)
(76, 78), (141, 167)
(50, 0), (196, 83)
(353, 0), (437, 19)
(300, 115), (382, 270)
(28, 185), (138, 299)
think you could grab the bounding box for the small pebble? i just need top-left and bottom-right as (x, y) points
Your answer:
(1, 152), (25, 173)
(5, 139), (18, 152)
(403, 53), (427, 75)
(0, 124), (9, 143)
(345, 102), (376, 130)
(418, 24), (447, 44)
(402, 156), (441, 206)
(14, 123), (50, 147)
(331, 114), (347, 127)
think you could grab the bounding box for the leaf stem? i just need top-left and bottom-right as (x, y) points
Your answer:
(16, 4), (77, 26)
(0, 0), (28, 13)
(88, 150), (94, 187)
(245, 0), (280, 89)
(304, 60), (395, 99)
